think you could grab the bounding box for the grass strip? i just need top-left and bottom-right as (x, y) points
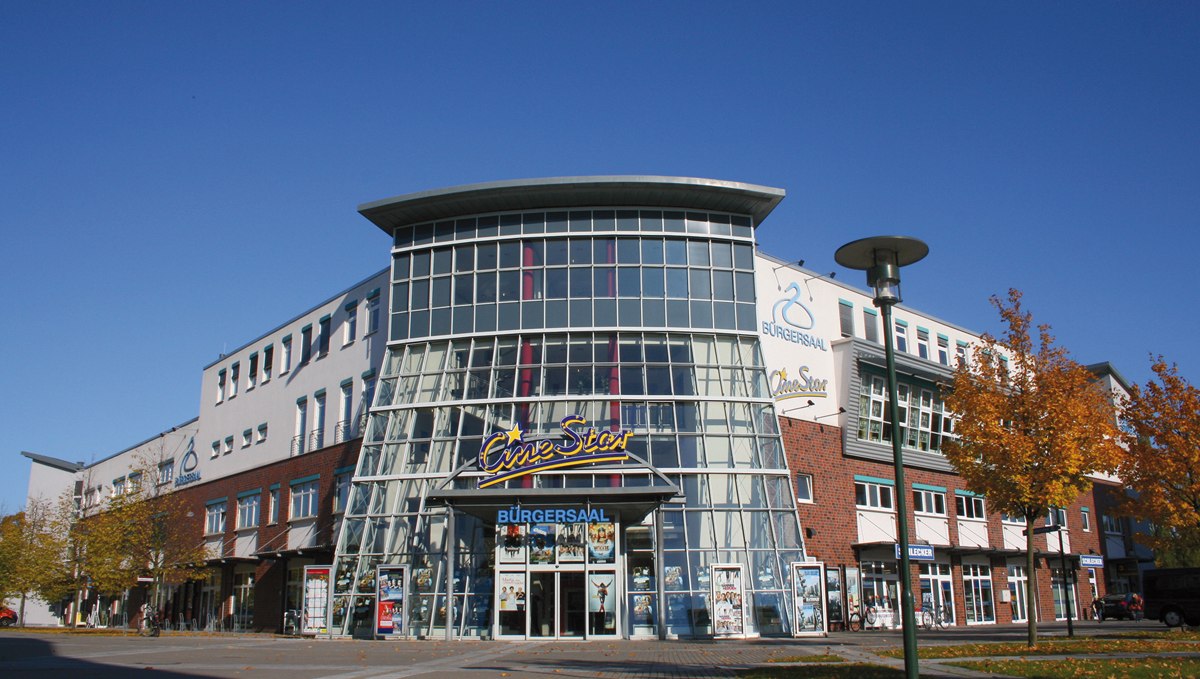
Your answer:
(876, 638), (1199, 659)
(739, 664), (902, 678)
(951, 656), (1200, 678)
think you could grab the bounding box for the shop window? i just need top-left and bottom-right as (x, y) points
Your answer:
(956, 494), (986, 520)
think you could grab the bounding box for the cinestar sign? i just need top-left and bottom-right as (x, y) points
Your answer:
(477, 415), (632, 489)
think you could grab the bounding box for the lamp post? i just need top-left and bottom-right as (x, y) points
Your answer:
(1029, 523), (1075, 638)
(835, 236), (928, 679)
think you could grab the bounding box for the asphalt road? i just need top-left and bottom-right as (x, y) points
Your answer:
(0, 619), (1163, 679)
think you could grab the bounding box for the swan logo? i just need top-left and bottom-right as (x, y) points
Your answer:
(762, 283), (827, 351)
(175, 437), (202, 487)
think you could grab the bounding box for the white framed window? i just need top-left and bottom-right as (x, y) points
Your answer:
(317, 316), (331, 357)
(344, 303), (358, 344)
(795, 473), (813, 503)
(857, 374), (956, 453)
(229, 363), (240, 398)
(1101, 513), (1121, 534)
(237, 494), (260, 529)
(1048, 506), (1068, 527)
(158, 460), (174, 485)
(247, 353), (258, 389)
(895, 322), (909, 353)
(263, 344), (274, 382)
(241, 429), (252, 448)
(312, 392), (326, 449)
(855, 479), (894, 510)
(216, 369), (227, 403)
(838, 301), (854, 338)
(1081, 508), (1091, 532)
(268, 488), (279, 524)
(281, 336), (293, 374)
(1001, 513), (1025, 525)
(211, 441), (220, 459)
(916, 328), (930, 360)
(912, 488), (946, 515)
(223, 436), (234, 455)
(205, 501), (227, 535)
(290, 479), (319, 519)
(956, 493), (986, 520)
(112, 477), (126, 497)
(863, 308), (879, 343)
(334, 473), (351, 513)
(937, 336), (949, 365)
(956, 342), (968, 366)
(256, 423), (268, 443)
(366, 294), (380, 335)
(300, 325), (313, 364)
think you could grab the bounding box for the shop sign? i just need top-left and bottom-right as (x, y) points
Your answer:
(761, 283), (827, 351)
(769, 366), (829, 401)
(497, 506), (610, 524)
(895, 544), (935, 561)
(1080, 554), (1105, 568)
(175, 438), (201, 487)
(477, 415), (632, 488)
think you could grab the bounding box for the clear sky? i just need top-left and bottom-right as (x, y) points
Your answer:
(2, 2), (1197, 513)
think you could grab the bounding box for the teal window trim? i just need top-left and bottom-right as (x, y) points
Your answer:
(224, 436), (233, 444)
(237, 488), (262, 499)
(282, 334), (292, 343)
(269, 483), (280, 491)
(218, 368), (226, 377)
(334, 465), (355, 476)
(302, 323), (313, 333)
(362, 369), (377, 380)
(864, 308), (878, 316)
(291, 474), (320, 486)
(367, 288), (381, 299)
(838, 298), (853, 308)
(258, 423), (268, 431)
(955, 489), (979, 497)
(344, 299), (357, 311)
(895, 319), (909, 327)
(314, 388), (326, 398)
(206, 497), (228, 507)
(231, 361), (239, 370)
(916, 326), (930, 335)
(263, 343), (273, 352)
(1081, 506), (1090, 512)
(937, 333), (949, 342)
(956, 340), (969, 347)
(340, 377), (354, 388)
(242, 428), (252, 437)
(297, 396), (307, 405)
(112, 475), (125, 484)
(320, 314), (332, 323)
(854, 474), (895, 486)
(249, 351), (258, 360)
(912, 482), (946, 493)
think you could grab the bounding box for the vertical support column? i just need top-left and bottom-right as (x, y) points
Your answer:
(446, 506), (456, 641)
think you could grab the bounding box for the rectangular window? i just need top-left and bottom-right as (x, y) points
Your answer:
(838, 300), (854, 338)
(956, 494), (986, 519)
(290, 479), (319, 519)
(312, 392), (326, 450)
(855, 480), (894, 510)
(334, 473), (351, 513)
(217, 369), (227, 403)
(300, 325), (313, 364)
(1081, 508), (1091, 532)
(796, 473), (813, 503)
(344, 303), (358, 344)
(241, 429), (252, 448)
(211, 441), (220, 459)
(366, 294), (381, 335)
(863, 309), (879, 343)
(281, 336), (293, 374)
(263, 344), (274, 382)
(223, 436), (234, 455)
(158, 460), (174, 485)
(269, 488), (279, 524)
(917, 328), (930, 360)
(913, 489), (946, 515)
(857, 374), (957, 453)
(112, 477), (125, 497)
(937, 335), (949, 365)
(895, 322), (909, 353)
(317, 316), (331, 357)
(230, 363), (239, 398)
(295, 398), (308, 455)
(237, 494), (260, 529)
(1048, 506), (1068, 527)
(257, 423), (268, 443)
(956, 341), (968, 366)
(1102, 514), (1121, 534)
(206, 501), (227, 535)
(248, 353), (258, 389)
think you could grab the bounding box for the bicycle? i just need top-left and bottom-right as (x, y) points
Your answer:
(282, 609), (302, 637)
(846, 606), (862, 632)
(930, 605), (950, 630)
(139, 609), (161, 637)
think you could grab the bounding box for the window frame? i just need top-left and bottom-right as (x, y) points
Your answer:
(795, 473), (814, 504)
(855, 479), (895, 511)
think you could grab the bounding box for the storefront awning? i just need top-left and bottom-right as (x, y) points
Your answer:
(426, 486), (679, 525)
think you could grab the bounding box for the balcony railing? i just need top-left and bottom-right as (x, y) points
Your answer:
(309, 429), (324, 451)
(291, 434), (304, 456)
(334, 419), (352, 443)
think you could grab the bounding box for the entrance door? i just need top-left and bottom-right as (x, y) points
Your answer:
(530, 573), (556, 638)
(528, 572), (587, 638)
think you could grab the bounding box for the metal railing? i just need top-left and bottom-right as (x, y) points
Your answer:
(309, 429), (324, 451)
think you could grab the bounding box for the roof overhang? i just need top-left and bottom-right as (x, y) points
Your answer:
(358, 176), (786, 235)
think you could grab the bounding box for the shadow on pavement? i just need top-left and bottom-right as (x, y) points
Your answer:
(0, 633), (215, 678)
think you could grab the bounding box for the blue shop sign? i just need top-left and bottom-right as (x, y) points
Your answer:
(896, 544), (935, 561)
(1079, 554), (1104, 568)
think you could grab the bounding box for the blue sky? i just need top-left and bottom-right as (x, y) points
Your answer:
(2, 2), (1197, 513)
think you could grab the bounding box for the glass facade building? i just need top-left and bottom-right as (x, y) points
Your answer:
(330, 177), (806, 639)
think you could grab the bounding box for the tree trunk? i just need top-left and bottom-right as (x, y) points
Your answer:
(1026, 516), (1037, 646)
(18, 593), (26, 628)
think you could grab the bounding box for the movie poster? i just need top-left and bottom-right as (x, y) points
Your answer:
(825, 567), (843, 625)
(558, 523), (586, 562)
(791, 562), (827, 637)
(588, 522), (615, 563)
(375, 565), (406, 638)
(499, 524), (526, 563)
(302, 566), (330, 635)
(710, 563), (745, 638)
(497, 572), (526, 612)
(529, 524), (556, 564)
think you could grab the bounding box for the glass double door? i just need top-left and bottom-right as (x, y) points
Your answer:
(499, 569), (617, 639)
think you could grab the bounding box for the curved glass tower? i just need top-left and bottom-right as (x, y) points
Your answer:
(331, 177), (805, 639)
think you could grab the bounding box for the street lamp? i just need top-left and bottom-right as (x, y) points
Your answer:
(1029, 523), (1075, 638)
(835, 236), (928, 679)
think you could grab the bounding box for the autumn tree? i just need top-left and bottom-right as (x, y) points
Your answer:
(1118, 357), (1200, 565)
(942, 289), (1122, 646)
(0, 497), (78, 626)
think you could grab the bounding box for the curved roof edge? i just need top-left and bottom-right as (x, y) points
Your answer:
(358, 176), (786, 235)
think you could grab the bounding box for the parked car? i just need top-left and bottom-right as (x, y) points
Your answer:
(1144, 567), (1200, 627)
(1096, 593), (1140, 621)
(0, 606), (17, 627)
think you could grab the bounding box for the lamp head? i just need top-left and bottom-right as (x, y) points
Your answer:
(834, 236), (928, 306)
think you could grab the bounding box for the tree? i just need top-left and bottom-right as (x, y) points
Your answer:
(0, 497), (77, 626)
(1118, 357), (1200, 565)
(942, 289), (1122, 646)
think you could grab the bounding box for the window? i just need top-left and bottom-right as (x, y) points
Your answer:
(257, 423), (268, 443)
(223, 436), (234, 455)
(895, 322), (908, 353)
(1048, 506), (1068, 527)
(795, 473), (813, 503)
(205, 501), (227, 535)
(158, 460), (174, 485)
(956, 341), (968, 366)
(857, 374), (956, 453)
(281, 336), (293, 374)
(916, 328), (930, 360)
(217, 369), (227, 403)
(334, 473), (351, 513)
(1081, 507), (1091, 532)
(913, 488), (946, 515)
(290, 479), (319, 519)
(240, 429), (251, 448)
(230, 363), (239, 398)
(211, 441), (220, 459)
(838, 301), (854, 338)
(366, 293), (380, 335)
(237, 494), (260, 529)
(855, 479), (894, 510)
(300, 325), (313, 364)
(863, 309), (879, 343)
(312, 392), (326, 449)
(937, 336), (949, 366)
(127, 473), (142, 492)
(956, 493), (986, 520)
(317, 316), (331, 357)
(112, 477), (125, 497)
(344, 303), (358, 344)
(295, 398), (308, 455)
(248, 353), (258, 389)
(268, 488), (279, 524)
(1101, 514), (1121, 534)
(263, 344), (274, 382)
